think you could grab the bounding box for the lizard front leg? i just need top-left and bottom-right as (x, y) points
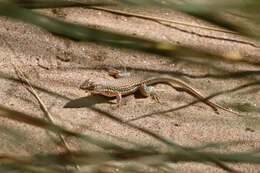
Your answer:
(109, 91), (122, 108)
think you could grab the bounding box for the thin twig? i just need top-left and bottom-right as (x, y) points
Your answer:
(88, 6), (259, 48)
(3, 38), (80, 170)
(89, 6), (237, 34)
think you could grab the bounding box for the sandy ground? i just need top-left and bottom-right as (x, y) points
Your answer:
(0, 5), (260, 172)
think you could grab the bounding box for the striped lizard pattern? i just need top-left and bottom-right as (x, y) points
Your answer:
(80, 70), (240, 116)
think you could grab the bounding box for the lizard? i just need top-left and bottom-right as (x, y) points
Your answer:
(80, 68), (240, 116)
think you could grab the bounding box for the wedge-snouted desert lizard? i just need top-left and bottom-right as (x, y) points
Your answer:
(80, 70), (240, 116)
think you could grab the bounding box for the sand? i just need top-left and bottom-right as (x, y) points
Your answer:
(0, 6), (259, 172)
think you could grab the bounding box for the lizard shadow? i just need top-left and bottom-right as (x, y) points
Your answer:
(64, 95), (113, 108)
(64, 92), (155, 108)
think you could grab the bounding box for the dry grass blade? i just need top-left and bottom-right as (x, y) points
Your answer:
(1, 148), (260, 173)
(0, 104), (250, 172)
(119, 0), (260, 39)
(0, 1), (243, 61)
(0, 101), (258, 172)
(3, 37), (80, 169)
(10, 0), (113, 9)
(0, 104), (125, 151)
(88, 6), (237, 34)
(0, 1), (259, 173)
(127, 80), (260, 122)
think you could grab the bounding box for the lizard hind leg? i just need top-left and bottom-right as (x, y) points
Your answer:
(139, 84), (161, 103)
(106, 67), (131, 78)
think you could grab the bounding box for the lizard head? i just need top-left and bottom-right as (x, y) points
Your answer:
(80, 79), (104, 92)
(80, 79), (96, 91)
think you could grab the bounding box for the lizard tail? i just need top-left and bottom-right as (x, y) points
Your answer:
(153, 75), (241, 115)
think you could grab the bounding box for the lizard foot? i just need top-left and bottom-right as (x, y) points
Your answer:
(152, 93), (163, 104)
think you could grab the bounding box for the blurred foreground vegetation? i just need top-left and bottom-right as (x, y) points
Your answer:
(0, 0), (260, 172)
